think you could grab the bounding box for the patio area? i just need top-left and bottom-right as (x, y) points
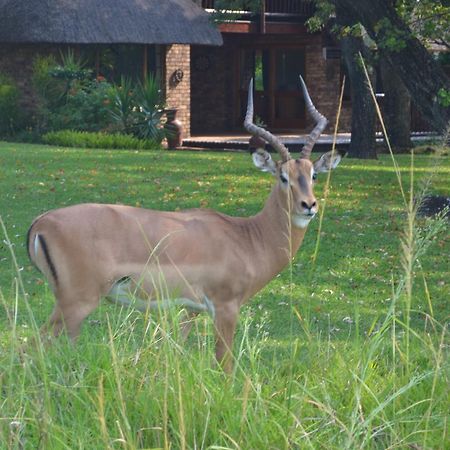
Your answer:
(182, 132), (437, 151)
(183, 132), (352, 151)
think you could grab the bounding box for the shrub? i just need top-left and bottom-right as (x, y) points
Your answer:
(0, 73), (22, 136)
(32, 54), (62, 110)
(48, 78), (114, 132)
(31, 52), (169, 144)
(32, 52), (114, 133)
(32, 54), (68, 130)
(107, 74), (168, 144)
(41, 130), (161, 150)
(105, 76), (135, 134)
(134, 75), (167, 142)
(48, 50), (93, 81)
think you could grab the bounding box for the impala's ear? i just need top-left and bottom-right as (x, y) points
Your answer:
(252, 149), (277, 175)
(313, 149), (346, 173)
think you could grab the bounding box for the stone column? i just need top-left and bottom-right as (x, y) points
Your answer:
(164, 44), (191, 138)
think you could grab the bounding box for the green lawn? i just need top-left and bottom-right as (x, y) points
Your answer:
(0, 141), (448, 449)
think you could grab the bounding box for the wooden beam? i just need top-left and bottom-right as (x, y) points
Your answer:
(260, 1), (266, 34)
(265, 22), (307, 34)
(143, 44), (148, 80)
(219, 22), (258, 33)
(219, 22), (307, 35)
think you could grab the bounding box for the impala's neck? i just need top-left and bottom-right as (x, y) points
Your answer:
(240, 183), (308, 298)
(255, 182), (308, 258)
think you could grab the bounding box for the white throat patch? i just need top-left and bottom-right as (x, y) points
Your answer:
(292, 215), (313, 229)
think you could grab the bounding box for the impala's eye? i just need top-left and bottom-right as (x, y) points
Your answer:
(280, 172), (288, 184)
(312, 172), (317, 181)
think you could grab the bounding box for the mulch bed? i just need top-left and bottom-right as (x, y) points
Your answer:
(417, 195), (450, 219)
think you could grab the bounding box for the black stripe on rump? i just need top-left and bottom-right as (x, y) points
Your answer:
(25, 225), (33, 261)
(38, 235), (58, 284)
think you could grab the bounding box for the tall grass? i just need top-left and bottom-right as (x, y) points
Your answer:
(0, 241), (447, 449)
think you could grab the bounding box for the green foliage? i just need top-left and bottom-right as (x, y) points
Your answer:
(308, 0), (450, 56)
(49, 78), (113, 132)
(373, 18), (409, 51)
(31, 54), (62, 111)
(31, 51), (114, 133)
(30, 52), (168, 143)
(41, 130), (161, 150)
(397, 0), (450, 50)
(0, 73), (22, 136)
(48, 49), (93, 81)
(306, 1), (363, 39)
(107, 76), (136, 134)
(134, 75), (167, 142)
(437, 87), (450, 107)
(107, 74), (167, 144)
(306, 0), (335, 32)
(339, 23), (364, 39)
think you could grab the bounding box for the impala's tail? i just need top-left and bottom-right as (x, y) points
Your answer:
(26, 220), (58, 285)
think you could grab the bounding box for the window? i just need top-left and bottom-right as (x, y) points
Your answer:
(81, 45), (162, 82)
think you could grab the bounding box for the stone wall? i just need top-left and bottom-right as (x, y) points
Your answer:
(0, 44), (57, 111)
(164, 44), (191, 137)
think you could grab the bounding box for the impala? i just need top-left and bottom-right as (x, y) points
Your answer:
(27, 77), (344, 372)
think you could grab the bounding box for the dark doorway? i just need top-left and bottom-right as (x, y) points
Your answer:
(237, 46), (306, 130)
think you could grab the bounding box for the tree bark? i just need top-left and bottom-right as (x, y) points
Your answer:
(336, 5), (377, 159)
(331, 0), (450, 132)
(379, 56), (412, 151)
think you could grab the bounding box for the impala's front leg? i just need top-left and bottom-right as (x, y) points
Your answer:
(214, 301), (239, 374)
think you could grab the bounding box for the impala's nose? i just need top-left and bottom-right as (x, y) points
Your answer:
(301, 200), (317, 214)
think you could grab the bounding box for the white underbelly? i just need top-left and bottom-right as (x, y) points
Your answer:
(106, 279), (215, 319)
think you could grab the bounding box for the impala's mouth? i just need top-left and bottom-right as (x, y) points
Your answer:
(292, 213), (316, 229)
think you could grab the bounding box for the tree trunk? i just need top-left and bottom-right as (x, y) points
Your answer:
(336, 5), (377, 159)
(331, 0), (450, 132)
(379, 56), (412, 151)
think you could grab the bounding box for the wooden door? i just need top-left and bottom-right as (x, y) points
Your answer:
(272, 48), (306, 129)
(237, 46), (306, 130)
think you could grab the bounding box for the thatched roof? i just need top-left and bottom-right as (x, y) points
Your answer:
(0, 0), (222, 46)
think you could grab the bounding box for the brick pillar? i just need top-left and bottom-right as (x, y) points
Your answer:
(164, 44), (191, 138)
(305, 36), (352, 132)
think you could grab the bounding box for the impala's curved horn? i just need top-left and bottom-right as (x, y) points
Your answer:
(244, 78), (291, 163)
(299, 75), (328, 159)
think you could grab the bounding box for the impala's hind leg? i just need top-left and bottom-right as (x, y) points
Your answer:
(42, 294), (101, 341)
